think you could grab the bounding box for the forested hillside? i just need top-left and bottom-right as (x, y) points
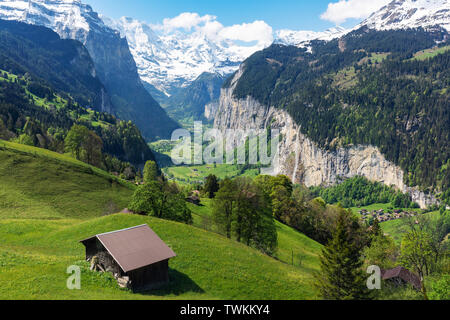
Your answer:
(0, 69), (154, 169)
(164, 72), (227, 122)
(0, 20), (111, 113)
(226, 27), (450, 203)
(0, 20), (155, 172)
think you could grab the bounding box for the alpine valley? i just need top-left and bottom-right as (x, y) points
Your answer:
(0, 0), (449, 302)
(0, 0), (179, 140)
(213, 0), (450, 208)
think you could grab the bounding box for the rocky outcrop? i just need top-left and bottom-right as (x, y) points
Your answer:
(214, 66), (438, 209)
(204, 101), (219, 121)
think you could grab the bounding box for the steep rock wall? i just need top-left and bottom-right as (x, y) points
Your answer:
(214, 67), (438, 208)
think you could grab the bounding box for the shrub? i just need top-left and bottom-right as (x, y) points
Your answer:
(129, 181), (192, 224)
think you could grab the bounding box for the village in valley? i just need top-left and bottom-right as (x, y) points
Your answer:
(360, 208), (420, 223)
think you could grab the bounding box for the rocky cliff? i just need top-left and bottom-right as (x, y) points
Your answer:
(0, 0), (178, 140)
(204, 101), (219, 122)
(214, 66), (438, 208)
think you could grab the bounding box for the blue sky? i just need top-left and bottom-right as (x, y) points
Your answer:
(85, 0), (382, 31)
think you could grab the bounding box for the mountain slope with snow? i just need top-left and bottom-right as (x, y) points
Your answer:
(0, 0), (179, 140)
(104, 16), (259, 96)
(1, 0), (448, 126)
(107, 0), (450, 98)
(105, 17), (349, 97)
(0, 0), (111, 41)
(101, 0), (450, 112)
(275, 26), (348, 45)
(359, 0), (450, 31)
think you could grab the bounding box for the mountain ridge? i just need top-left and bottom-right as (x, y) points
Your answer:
(358, 0), (450, 32)
(0, 0), (179, 140)
(100, 0), (450, 112)
(214, 27), (449, 207)
(105, 17), (352, 97)
(0, 19), (155, 167)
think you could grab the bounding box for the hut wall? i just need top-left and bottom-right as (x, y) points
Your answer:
(127, 259), (169, 291)
(83, 238), (102, 260)
(83, 239), (124, 276)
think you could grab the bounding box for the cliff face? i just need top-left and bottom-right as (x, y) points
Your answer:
(214, 67), (438, 208)
(54, 11), (179, 140)
(204, 101), (219, 121)
(0, 0), (178, 140)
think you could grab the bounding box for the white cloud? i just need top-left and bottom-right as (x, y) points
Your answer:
(218, 21), (273, 47)
(155, 12), (216, 32)
(320, 0), (391, 24)
(153, 12), (273, 49)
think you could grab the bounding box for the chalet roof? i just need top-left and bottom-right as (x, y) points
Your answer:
(80, 224), (176, 273)
(381, 266), (422, 290)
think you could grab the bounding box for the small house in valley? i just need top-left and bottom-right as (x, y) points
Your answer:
(186, 195), (201, 206)
(381, 266), (422, 291)
(80, 224), (176, 292)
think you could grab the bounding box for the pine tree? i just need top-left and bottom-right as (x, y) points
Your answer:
(314, 209), (371, 300)
(204, 174), (219, 199)
(370, 218), (382, 239)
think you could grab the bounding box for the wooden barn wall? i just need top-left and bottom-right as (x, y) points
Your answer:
(127, 259), (169, 291)
(83, 239), (124, 276)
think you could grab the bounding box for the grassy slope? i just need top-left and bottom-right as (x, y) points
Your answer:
(0, 140), (134, 219)
(0, 69), (112, 128)
(187, 199), (322, 275)
(331, 53), (389, 89)
(0, 215), (320, 300)
(0, 141), (322, 300)
(164, 164), (260, 185)
(348, 203), (422, 216)
(412, 45), (450, 61)
(381, 211), (441, 244)
(349, 203), (440, 244)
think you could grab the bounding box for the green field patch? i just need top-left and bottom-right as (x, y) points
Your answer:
(380, 211), (440, 244)
(0, 141), (134, 219)
(0, 214), (321, 300)
(164, 164), (260, 185)
(331, 53), (389, 89)
(412, 45), (450, 61)
(187, 197), (322, 271)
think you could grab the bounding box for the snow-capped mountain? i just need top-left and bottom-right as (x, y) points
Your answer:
(274, 26), (348, 45)
(0, 0), (179, 140)
(104, 16), (242, 96)
(1, 0), (448, 112)
(358, 0), (450, 31)
(104, 17), (350, 96)
(0, 0), (115, 41)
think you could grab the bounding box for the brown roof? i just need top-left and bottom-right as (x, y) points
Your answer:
(381, 266), (422, 290)
(80, 224), (176, 273)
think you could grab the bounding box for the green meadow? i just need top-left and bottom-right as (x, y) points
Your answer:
(412, 45), (450, 61)
(0, 141), (322, 300)
(163, 164), (260, 185)
(380, 211), (441, 245)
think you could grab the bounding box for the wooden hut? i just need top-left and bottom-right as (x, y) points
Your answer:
(186, 195), (201, 206)
(381, 266), (422, 291)
(80, 224), (176, 292)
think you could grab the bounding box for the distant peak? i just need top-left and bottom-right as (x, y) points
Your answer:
(358, 0), (450, 31)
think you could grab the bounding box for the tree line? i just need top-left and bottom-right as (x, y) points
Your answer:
(310, 176), (419, 209)
(0, 73), (154, 178)
(227, 28), (450, 205)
